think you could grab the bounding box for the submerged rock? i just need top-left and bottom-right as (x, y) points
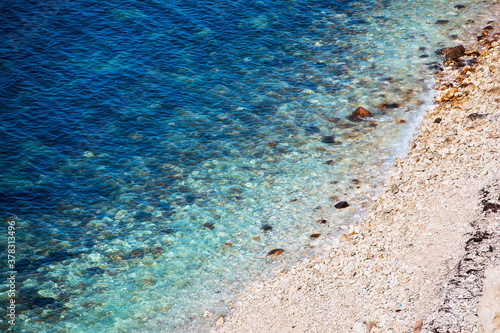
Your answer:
(267, 248), (285, 256)
(202, 223), (215, 230)
(435, 20), (449, 25)
(379, 103), (400, 109)
(267, 140), (278, 147)
(334, 201), (349, 209)
(327, 117), (341, 123)
(348, 107), (372, 121)
(309, 233), (321, 239)
(262, 224), (273, 232)
(321, 135), (340, 144)
(305, 126), (321, 134)
(316, 219), (327, 224)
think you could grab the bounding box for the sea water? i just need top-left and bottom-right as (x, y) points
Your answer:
(0, 0), (497, 331)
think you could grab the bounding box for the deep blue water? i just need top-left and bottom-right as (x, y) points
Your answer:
(0, 0), (496, 331)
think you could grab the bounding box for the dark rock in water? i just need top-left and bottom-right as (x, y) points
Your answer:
(348, 107), (371, 121)
(32, 297), (56, 308)
(379, 103), (399, 109)
(440, 45), (466, 62)
(325, 160), (334, 165)
(128, 249), (145, 259)
(85, 267), (106, 276)
(483, 25), (494, 31)
(351, 179), (360, 185)
(160, 228), (175, 234)
(420, 54), (429, 58)
(468, 51), (481, 57)
(202, 222), (215, 230)
(262, 224), (273, 232)
(450, 35), (459, 40)
(434, 117), (442, 123)
(454, 4), (465, 9)
(419, 46), (427, 51)
(327, 117), (341, 123)
(435, 20), (449, 25)
(267, 248), (285, 256)
(316, 219), (327, 224)
(309, 234), (321, 239)
(335, 201), (349, 209)
(321, 135), (337, 144)
(427, 62), (444, 72)
(306, 126), (321, 134)
(267, 141), (278, 147)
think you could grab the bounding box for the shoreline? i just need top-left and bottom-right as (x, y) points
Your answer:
(215, 21), (500, 333)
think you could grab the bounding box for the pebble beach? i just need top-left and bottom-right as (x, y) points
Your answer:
(216, 21), (500, 333)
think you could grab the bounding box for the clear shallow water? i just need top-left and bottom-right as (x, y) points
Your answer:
(0, 0), (497, 331)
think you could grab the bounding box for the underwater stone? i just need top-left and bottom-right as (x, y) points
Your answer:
(379, 103), (400, 109)
(85, 267), (106, 276)
(267, 141), (278, 147)
(334, 201), (349, 209)
(435, 20), (449, 25)
(32, 297), (56, 308)
(321, 136), (338, 144)
(306, 126), (321, 134)
(316, 219), (327, 224)
(262, 224), (273, 232)
(309, 234), (321, 239)
(434, 117), (442, 123)
(202, 222), (215, 230)
(267, 249), (285, 256)
(327, 117), (341, 123)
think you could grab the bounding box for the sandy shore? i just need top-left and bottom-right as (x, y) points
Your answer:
(213, 22), (500, 333)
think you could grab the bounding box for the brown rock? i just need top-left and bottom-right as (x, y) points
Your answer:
(335, 201), (349, 209)
(435, 20), (449, 25)
(267, 248), (285, 256)
(309, 234), (321, 239)
(434, 117), (442, 123)
(441, 45), (466, 62)
(441, 87), (458, 101)
(316, 219), (327, 224)
(349, 107), (372, 121)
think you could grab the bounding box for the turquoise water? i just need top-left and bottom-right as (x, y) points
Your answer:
(0, 0), (497, 331)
